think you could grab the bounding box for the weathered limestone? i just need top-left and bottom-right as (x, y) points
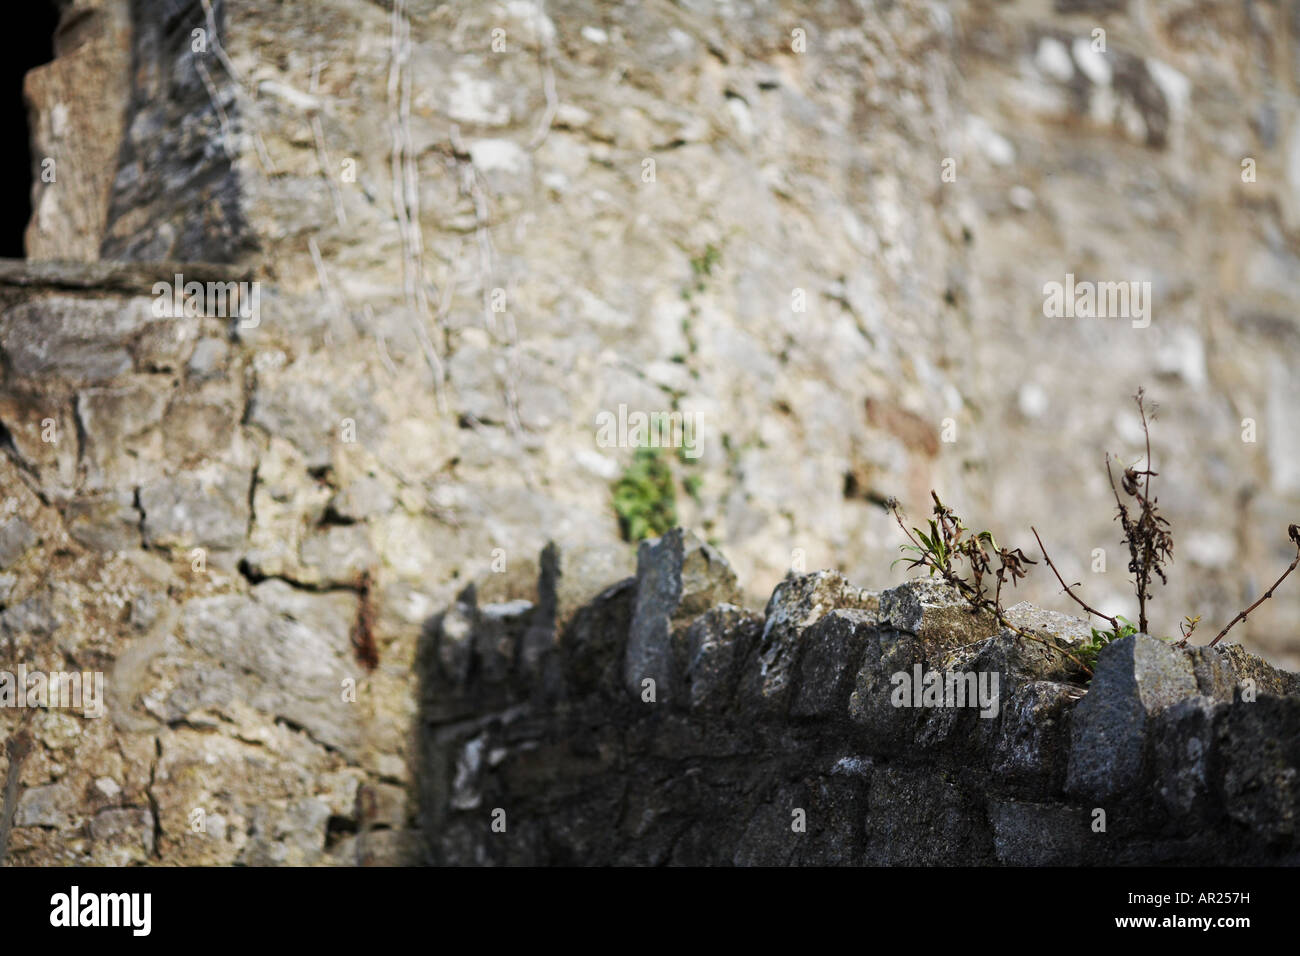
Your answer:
(8, 0), (1300, 867)
(23, 0), (131, 261)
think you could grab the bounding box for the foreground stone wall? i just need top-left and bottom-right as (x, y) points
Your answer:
(421, 530), (1300, 865)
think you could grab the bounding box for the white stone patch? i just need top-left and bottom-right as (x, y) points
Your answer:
(577, 444), (621, 481)
(966, 115), (1016, 166)
(1155, 327), (1206, 387)
(483, 599), (533, 620)
(555, 102), (591, 127)
(1018, 383), (1048, 419)
(1072, 39), (1112, 86)
(450, 735), (485, 810)
(1011, 76), (1073, 118)
(447, 71), (509, 126)
(376, 513), (440, 578)
(1009, 185), (1036, 211)
(256, 80), (323, 112)
(831, 755), (873, 777)
(576, 288), (628, 327)
(206, 814), (228, 841)
(667, 27), (694, 52)
(1288, 119), (1300, 201)
(840, 208), (882, 257)
(1089, 85), (1118, 126)
(505, 0), (557, 46)
(1036, 37), (1074, 83)
(540, 133), (588, 185)
(51, 102), (69, 138)
(843, 272), (887, 342)
(35, 186), (58, 229)
(1119, 98), (1148, 141)
(581, 25), (608, 44)
(929, 3), (954, 38)
(1146, 58), (1190, 123)
(469, 138), (529, 174)
(1114, 408), (1150, 449)
(727, 96), (755, 140)
(574, 447), (619, 481)
(401, 590), (434, 626)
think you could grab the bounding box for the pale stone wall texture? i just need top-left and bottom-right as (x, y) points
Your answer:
(3, 0), (1300, 864)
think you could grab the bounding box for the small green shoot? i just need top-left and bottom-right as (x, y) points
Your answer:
(612, 448), (678, 543)
(1079, 616), (1138, 671)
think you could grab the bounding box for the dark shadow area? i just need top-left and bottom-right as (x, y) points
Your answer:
(99, 0), (256, 262)
(0, 1), (60, 258)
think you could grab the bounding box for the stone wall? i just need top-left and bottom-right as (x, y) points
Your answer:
(420, 530), (1300, 865)
(17, 0), (1300, 665)
(0, 261), (391, 865)
(5, 0), (1300, 865)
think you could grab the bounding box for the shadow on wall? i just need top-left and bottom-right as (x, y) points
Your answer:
(99, 0), (255, 262)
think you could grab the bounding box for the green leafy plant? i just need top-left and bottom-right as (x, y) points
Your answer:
(1079, 616), (1138, 671)
(889, 492), (1093, 676)
(683, 472), (703, 502)
(613, 447), (678, 543)
(689, 243), (722, 283)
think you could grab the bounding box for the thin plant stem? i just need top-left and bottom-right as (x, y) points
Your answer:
(1204, 538), (1300, 647)
(1031, 527), (1119, 633)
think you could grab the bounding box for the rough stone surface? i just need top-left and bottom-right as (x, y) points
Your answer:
(1066, 633), (1198, 800)
(624, 528), (738, 700)
(140, 467), (252, 555)
(6, 0), (1300, 866)
(791, 609), (875, 718)
(0, 519), (36, 570)
(17, 0), (1300, 664)
(416, 537), (1300, 865)
(684, 603), (762, 713)
(741, 570), (878, 714)
(880, 579), (995, 649)
(23, 0), (131, 261)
